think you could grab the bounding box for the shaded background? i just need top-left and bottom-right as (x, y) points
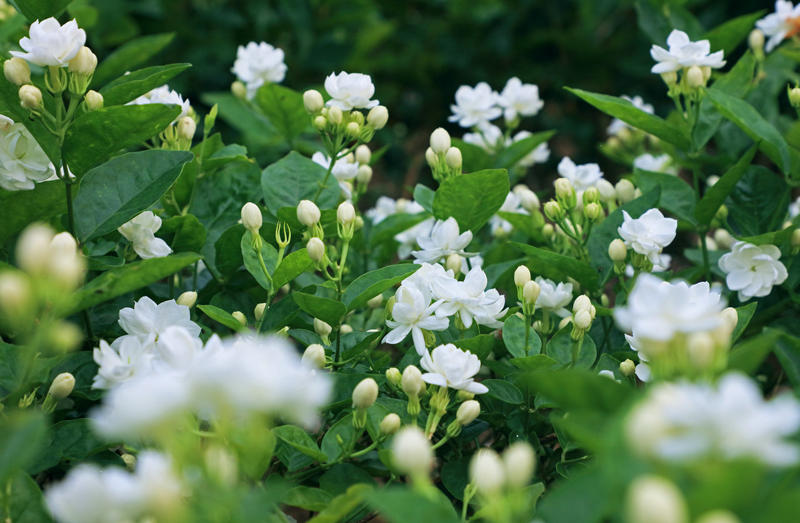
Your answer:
(74, 0), (766, 197)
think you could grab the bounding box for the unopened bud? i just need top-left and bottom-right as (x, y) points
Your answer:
(303, 90), (324, 113)
(353, 378), (379, 409)
(470, 449), (505, 496)
(68, 46), (97, 76)
(314, 317), (332, 338)
(425, 147), (437, 167)
(445, 253), (462, 275)
(401, 365), (425, 398)
(793, 229), (800, 249)
(367, 294), (384, 309)
(522, 280), (540, 304)
(620, 359), (636, 377)
(660, 71), (678, 86)
(340, 324), (353, 335)
(48, 373), (75, 400)
(177, 116), (196, 141)
(231, 81), (247, 99)
(609, 239), (627, 262)
(713, 229), (733, 250)
(232, 311), (247, 326)
(584, 202), (602, 221)
(554, 178), (574, 200)
(241, 202), (262, 233)
(595, 179), (615, 203)
(514, 265), (531, 287)
(380, 413), (401, 435)
(456, 400), (481, 426)
(445, 147), (462, 169)
(328, 106), (343, 125)
(749, 29), (765, 55)
(430, 128), (451, 154)
(626, 475), (688, 523)
(721, 307), (738, 333)
(84, 90), (103, 111)
(313, 115), (327, 131)
(0, 273), (30, 314)
(19, 84), (42, 110)
(297, 200), (321, 227)
(385, 367), (401, 387)
(582, 187), (600, 205)
(17, 224), (54, 275)
(544, 200), (564, 222)
(346, 121), (360, 138)
(337, 201), (356, 226)
(515, 187), (540, 211)
(574, 310), (592, 330)
(367, 105), (388, 129)
(302, 344), (326, 368)
(176, 291), (197, 308)
(4, 57), (30, 86)
(503, 442), (536, 488)
(573, 295), (591, 313)
(355, 144), (371, 165)
(615, 179), (635, 203)
(392, 427), (432, 476)
(789, 86), (800, 108)
(686, 66), (704, 88)
(254, 302), (266, 321)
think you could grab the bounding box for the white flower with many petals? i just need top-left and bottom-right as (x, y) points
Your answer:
(650, 29), (726, 74)
(0, 122), (54, 191)
(420, 343), (488, 394)
(11, 18), (86, 67)
(432, 266), (507, 329)
(92, 335), (155, 390)
(557, 157), (604, 192)
(618, 209), (677, 264)
(449, 82), (502, 128)
(118, 211), (172, 259)
(365, 196), (398, 224)
(129, 85), (192, 122)
(384, 283), (449, 355)
(497, 77), (544, 123)
(512, 131), (550, 168)
(489, 191), (529, 235)
(312, 151), (359, 199)
(412, 217), (474, 264)
(118, 296), (201, 341)
(633, 153), (677, 176)
(756, 1), (800, 53)
(324, 71), (379, 110)
(533, 277), (573, 318)
(627, 373), (800, 466)
(232, 41), (287, 100)
(607, 96), (654, 136)
(462, 122), (504, 152)
(396, 217), (436, 260)
(719, 241), (788, 301)
(402, 262), (455, 295)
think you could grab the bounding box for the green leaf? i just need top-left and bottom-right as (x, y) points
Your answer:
(511, 242), (599, 291)
(160, 214), (207, 253)
(503, 314), (540, 358)
(272, 425), (327, 462)
(92, 33), (176, 87)
(702, 11), (767, 58)
(412, 184), (435, 214)
(732, 302), (758, 343)
(254, 83), (309, 141)
(273, 249), (314, 289)
(261, 151), (339, 213)
(705, 87), (792, 175)
(63, 104), (181, 176)
(497, 211), (541, 238)
(450, 139), (493, 173)
(99, 63), (192, 106)
(342, 264), (419, 312)
(432, 169), (510, 232)
(308, 484), (373, 523)
(0, 412), (46, 483)
(73, 150), (193, 242)
(0, 468), (52, 523)
(634, 169), (696, 224)
(775, 332), (800, 388)
(203, 144), (249, 171)
(370, 212), (430, 247)
(27, 419), (110, 475)
(483, 379), (523, 404)
(321, 414), (356, 462)
(453, 334), (495, 361)
(586, 187), (661, 284)
(494, 131), (555, 169)
(319, 463), (377, 497)
(213, 224), (245, 276)
(368, 487), (461, 523)
(520, 369), (630, 413)
(68, 252), (201, 314)
(727, 166), (789, 237)
(198, 304), (247, 332)
(695, 145), (757, 225)
(283, 486), (333, 512)
(8, 0), (72, 22)
(259, 296), (300, 333)
(240, 231), (278, 291)
(293, 292), (348, 326)
(566, 87), (691, 150)
(728, 329), (781, 374)
(0, 181), (66, 246)
(510, 354), (559, 371)
(546, 326), (597, 370)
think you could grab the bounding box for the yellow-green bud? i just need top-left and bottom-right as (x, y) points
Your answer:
(346, 121), (360, 138)
(660, 71), (678, 86)
(582, 187), (600, 205)
(456, 400), (481, 425)
(356, 164), (373, 185)
(231, 81), (247, 99)
(386, 367), (401, 387)
(789, 85), (800, 108)
(176, 291), (197, 308)
(313, 115), (327, 132)
(178, 116), (196, 141)
(68, 46), (97, 76)
(254, 302), (266, 321)
(302, 343), (326, 368)
(355, 144), (371, 164)
(328, 106), (343, 125)
(445, 253), (462, 275)
(583, 202), (602, 221)
(625, 475), (688, 523)
(620, 359), (636, 377)
(696, 510), (741, 523)
(85, 90), (103, 111)
(340, 324), (353, 335)
(4, 57), (30, 86)
(609, 239), (627, 261)
(367, 105), (388, 129)
(749, 29), (765, 55)
(686, 66), (705, 88)
(19, 84), (42, 110)
(544, 200), (564, 222)
(303, 90), (324, 113)
(352, 378), (379, 409)
(48, 372), (75, 399)
(380, 413), (401, 435)
(523, 280), (540, 304)
(232, 311), (247, 326)
(367, 294), (384, 309)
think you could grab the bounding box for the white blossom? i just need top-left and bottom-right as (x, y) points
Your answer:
(497, 77), (544, 123)
(0, 122), (54, 191)
(449, 82), (501, 128)
(557, 157), (604, 192)
(489, 191), (529, 235)
(365, 196), (398, 224)
(512, 131), (550, 168)
(129, 85), (191, 122)
(11, 18), (86, 67)
(312, 151), (359, 199)
(756, 1), (800, 53)
(650, 29), (726, 74)
(401, 262), (455, 295)
(607, 96), (654, 136)
(625, 333), (652, 382)
(118, 211), (172, 259)
(633, 153), (677, 176)
(396, 217), (436, 259)
(118, 296), (201, 341)
(431, 266), (506, 329)
(324, 71), (379, 110)
(462, 122), (504, 152)
(231, 41), (287, 99)
(92, 335), (155, 390)
(627, 373), (800, 466)
(384, 283), (449, 355)
(534, 277), (573, 318)
(420, 343), (488, 394)
(719, 241), (788, 301)
(618, 209), (677, 264)
(411, 217), (474, 264)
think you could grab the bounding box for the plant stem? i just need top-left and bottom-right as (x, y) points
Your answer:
(64, 179), (76, 239)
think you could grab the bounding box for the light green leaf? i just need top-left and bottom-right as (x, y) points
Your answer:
(453, 334), (495, 361)
(732, 302), (758, 343)
(273, 249), (314, 289)
(412, 184), (435, 214)
(368, 487), (461, 523)
(92, 33), (176, 87)
(283, 486), (333, 512)
(511, 242), (599, 291)
(240, 230), (278, 291)
(342, 264), (419, 312)
(99, 63), (191, 106)
(261, 151), (339, 213)
(0, 412), (46, 483)
(198, 304), (247, 332)
(695, 145), (757, 225)
(503, 315), (540, 358)
(73, 150), (193, 242)
(273, 425), (327, 462)
(483, 379), (523, 404)
(293, 292), (348, 326)
(433, 169), (509, 232)
(510, 354), (559, 371)
(254, 83), (310, 141)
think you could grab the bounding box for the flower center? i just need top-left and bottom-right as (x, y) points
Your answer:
(787, 16), (800, 38)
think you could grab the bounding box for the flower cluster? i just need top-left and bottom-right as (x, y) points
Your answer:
(449, 77), (543, 128)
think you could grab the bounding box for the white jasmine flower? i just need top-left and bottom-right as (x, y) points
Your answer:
(627, 373), (800, 466)
(607, 96), (654, 136)
(462, 122), (504, 152)
(118, 211), (172, 259)
(384, 283), (449, 355)
(231, 41), (287, 100)
(650, 29), (726, 74)
(420, 343), (488, 394)
(789, 196), (800, 218)
(324, 71), (379, 110)
(557, 157), (604, 192)
(461, 254), (483, 274)
(0, 122), (55, 191)
(396, 217), (436, 259)
(497, 77), (544, 123)
(598, 369), (620, 383)
(625, 333), (652, 382)
(411, 217), (474, 264)
(756, 1), (800, 53)
(512, 131), (550, 168)
(449, 82), (502, 128)
(719, 241), (788, 301)
(92, 336), (155, 390)
(366, 196), (397, 224)
(117, 296), (201, 341)
(431, 266), (507, 329)
(534, 277), (573, 318)
(129, 85), (191, 122)
(11, 18), (86, 67)
(312, 151), (359, 199)
(401, 262), (456, 295)
(618, 209), (677, 265)
(633, 153), (677, 176)
(489, 191), (529, 235)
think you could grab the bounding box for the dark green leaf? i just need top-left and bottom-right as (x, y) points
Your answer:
(483, 379), (523, 404)
(450, 139), (492, 173)
(198, 304), (247, 332)
(0, 181), (66, 246)
(259, 296), (300, 333)
(160, 214), (207, 253)
(510, 354), (559, 371)
(342, 264), (419, 311)
(702, 11), (767, 58)
(10, 0), (72, 21)
(320, 463), (377, 497)
(453, 334), (495, 361)
(99, 63), (192, 106)
(273, 425), (327, 462)
(370, 212), (430, 247)
(433, 169), (510, 232)
(93, 33), (176, 87)
(503, 314), (540, 358)
(727, 166), (789, 237)
(283, 486), (333, 512)
(511, 242), (599, 291)
(261, 151), (339, 213)
(546, 326), (597, 369)
(520, 369), (630, 413)
(273, 249), (314, 289)
(27, 419), (110, 475)
(634, 169), (696, 224)
(0, 412), (46, 482)
(695, 145), (757, 225)
(254, 83), (309, 141)
(293, 292), (347, 326)
(732, 302), (758, 343)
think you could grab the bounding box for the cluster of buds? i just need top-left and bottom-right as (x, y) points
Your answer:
(581, 187), (603, 222)
(660, 65), (712, 101)
(465, 443), (538, 522)
(160, 115), (198, 151)
(514, 265), (540, 316)
(425, 128), (462, 182)
(304, 89), (388, 144)
(570, 295), (596, 341)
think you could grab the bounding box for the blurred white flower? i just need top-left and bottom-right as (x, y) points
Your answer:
(607, 96), (654, 136)
(719, 241), (788, 301)
(420, 343), (488, 394)
(512, 131), (550, 168)
(557, 157), (604, 192)
(633, 153), (677, 176)
(231, 41), (287, 100)
(625, 333), (652, 382)
(412, 217), (474, 264)
(396, 217), (436, 259)
(449, 82), (501, 128)
(489, 191), (529, 235)
(118, 211), (172, 259)
(432, 265), (507, 328)
(627, 373), (800, 466)
(365, 196), (398, 224)
(756, 1), (800, 53)
(462, 122), (504, 152)
(497, 77), (543, 123)
(11, 18), (86, 67)
(324, 71), (379, 110)
(650, 29), (726, 74)
(789, 196), (800, 218)
(534, 277), (573, 318)
(618, 209), (677, 265)
(384, 283), (449, 355)
(0, 122), (55, 191)
(129, 85), (192, 122)
(92, 335), (155, 390)
(312, 151), (359, 200)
